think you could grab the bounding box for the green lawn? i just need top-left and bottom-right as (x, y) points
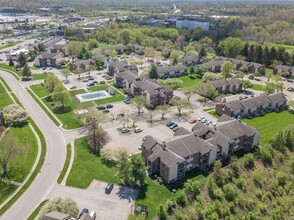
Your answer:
(179, 75), (204, 90)
(30, 84), (84, 129)
(0, 63), (22, 78)
(251, 83), (264, 91)
(0, 184), (18, 205)
(0, 41), (22, 50)
(66, 137), (120, 188)
(0, 82), (13, 109)
(4, 125), (38, 182)
(32, 73), (48, 81)
(242, 110), (294, 145)
(267, 42), (294, 54)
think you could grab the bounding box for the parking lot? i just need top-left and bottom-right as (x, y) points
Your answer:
(48, 180), (139, 220)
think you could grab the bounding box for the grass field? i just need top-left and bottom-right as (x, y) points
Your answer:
(66, 137), (120, 188)
(0, 82), (14, 109)
(57, 144), (71, 184)
(32, 73), (48, 80)
(242, 110), (294, 145)
(0, 184), (18, 205)
(251, 83), (264, 91)
(30, 84), (84, 129)
(0, 41), (22, 50)
(179, 75), (204, 90)
(267, 42), (294, 54)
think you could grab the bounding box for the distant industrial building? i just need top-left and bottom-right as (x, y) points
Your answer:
(176, 18), (209, 31)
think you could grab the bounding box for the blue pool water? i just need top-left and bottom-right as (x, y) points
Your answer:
(80, 91), (107, 100)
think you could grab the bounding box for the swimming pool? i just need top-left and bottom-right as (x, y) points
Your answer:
(75, 91), (112, 102)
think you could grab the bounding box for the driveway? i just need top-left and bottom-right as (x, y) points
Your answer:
(48, 180), (139, 220)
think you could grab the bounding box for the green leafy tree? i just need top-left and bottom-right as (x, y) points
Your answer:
(95, 59), (104, 69)
(248, 44), (255, 62)
(158, 204), (167, 220)
(244, 153), (254, 169)
(37, 43), (45, 52)
(119, 30), (131, 45)
(22, 63), (31, 79)
(61, 69), (71, 81)
(222, 61), (233, 79)
(87, 38), (99, 51)
(130, 154), (146, 186)
(148, 64), (159, 79)
(117, 150), (131, 185)
(53, 83), (71, 108)
(156, 105), (170, 120)
(241, 80), (253, 91)
(213, 160), (222, 172)
(263, 82), (276, 94)
(217, 37), (244, 58)
(195, 83), (219, 100)
(131, 96), (147, 115)
(199, 47), (206, 59)
(170, 98), (190, 117)
(188, 66), (195, 75)
(17, 52), (27, 67)
(104, 49), (118, 59)
(242, 42), (249, 57)
(275, 82), (284, 93)
(44, 73), (60, 93)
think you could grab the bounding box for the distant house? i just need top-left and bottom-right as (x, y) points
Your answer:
(127, 44), (145, 55)
(107, 61), (138, 76)
(93, 52), (109, 68)
(211, 78), (243, 94)
(229, 58), (249, 70)
(35, 53), (63, 67)
(114, 71), (173, 107)
(216, 93), (287, 118)
(36, 36), (63, 49)
(246, 62), (265, 74)
(274, 65), (293, 77)
(142, 115), (259, 183)
(70, 59), (95, 71)
(157, 64), (187, 79)
(201, 61), (224, 72)
(47, 44), (67, 55)
(177, 55), (199, 66)
(103, 45), (125, 54)
(42, 211), (71, 220)
(161, 48), (172, 57)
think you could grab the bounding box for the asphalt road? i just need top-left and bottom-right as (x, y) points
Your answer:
(0, 70), (66, 220)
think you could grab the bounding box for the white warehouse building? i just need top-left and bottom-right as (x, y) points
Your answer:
(176, 19), (210, 31)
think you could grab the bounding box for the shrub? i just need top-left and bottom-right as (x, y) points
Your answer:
(235, 178), (246, 191)
(259, 145), (273, 163)
(277, 172), (288, 186)
(255, 189), (263, 200)
(231, 162), (239, 178)
(252, 171), (262, 186)
(173, 190), (187, 207)
(158, 204), (167, 220)
(223, 184), (236, 202)
(3, 104), (29, 127)
(212, 188), (223, 200)
(258, 203), (267, 214)
(244, 153), (254, 169)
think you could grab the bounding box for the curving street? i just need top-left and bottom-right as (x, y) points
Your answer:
(0, 70), (66, 220)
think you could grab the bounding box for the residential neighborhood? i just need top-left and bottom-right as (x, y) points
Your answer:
(0, 1), (294, 220)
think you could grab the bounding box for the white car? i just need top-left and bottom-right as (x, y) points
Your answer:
(201, 118), (207, 123)
(138, 145), (142, 150)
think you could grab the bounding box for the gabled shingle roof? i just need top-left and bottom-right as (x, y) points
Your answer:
(158, 64), (187, 74)
(267, 93), (287, 103)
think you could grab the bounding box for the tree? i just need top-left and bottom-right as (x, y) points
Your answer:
(213, 160), (222, 172)
(255, 45), (263, 63)
(187, 66), (195, 76)
(84, 111), (108, 153)
(87, 38), (99, 51)
(195, 83), (219, 100)
(61, 69), (71, 81)
(119, 30), (131, 45)
(8, 58), (14, 66)
(95, 59), (104, 70)
(148, 64), (158, 79)
(44, 73), (60, 93)
(248, 44), (255, 62)
(184, 179), (201, 199)
(287, 100), (294, 111)
(217, 37), (244, 58)
(104, 49), (118, 59)
(0, 135), (20, 183)
(270, 47), (278, 61)
(3, 104), (29, 127)
(130, 154), (146, 186)
(131, 96), (147, 115)
(244, 153), (254, 169)
(130, 115), (139, 127)
(17, 52), (27, 67)
(199, 47), (206, 59)
(53, 83), (71, 108)
(37, 43), (45, 52)
(21, 63), (32, 80)
(222, 61), (233, 79)
(156, 105), (170, 120)
(38, 197), (79, 220)
(67, 41), (84, 60)
(275, 82), (284, 93)
(144, 47), (156, 60)
(263, 82), (276, 94)
(158, 204), (167, 220)
(202, 72), (223, 82)
(241, 80), (253, 91)
(170, 98), (189, 117)
(88, 127), (109, 154)
(195, 66), (207, 78)
(183, 89), (194, 102)
(242, 42), (249, 57)
(170, 51), (184, 61)
(117, 149), (131, 185)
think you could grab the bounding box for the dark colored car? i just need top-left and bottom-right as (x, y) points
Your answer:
(96, 106), (106, 110)
(166, 121), (174, 127)
(70, 86), (77, 90)
(87, 82), (95, 87)
(78, 208), (89, 219)
(106, 104), (113, 109)
(142, 135), (150, 141)
(88, 77), (94, 80)
(170, 124), (178, 129)
(102, 109), (110, 113)
(105, 182), (114, 194)
(121, 128), (130, 133)
(93, 80), (98, 84)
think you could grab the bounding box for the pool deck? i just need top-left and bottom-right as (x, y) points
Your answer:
(75, 90), (112, 102)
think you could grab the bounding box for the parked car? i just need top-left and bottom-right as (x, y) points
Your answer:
(106, 104), (113, 109)
(134, 128), (143, 133)
(189, 118), (197, 124)
(138, 145), (142, 150)
(78, 208), (89, 219)
(93, 80), (98, 84)
(42, 67), (46, 70)
(121, 128), (130, 133)
(83, 79), (89, 82)
(170, 124), (178, 129)
(105, 182), (114, 194)
(88, 77), (94, 80)
(102, 109), (110, 113)
(287, 87), (294, 92)
(287, 79), (293, 83)
(49, 67), (53, 70)
(89, 211), (96, 220)
(96, 106), (106, 110)
(100, 81), (106, 84)
(87, 82), (95, 87)
(166, 121), (174, 127)
(70, 86), (77, 90)
(142, 135), (150, 141)
(173, 126), (179, 132)
(62, 80), (70, 84)
(123, 98), (130, 103)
